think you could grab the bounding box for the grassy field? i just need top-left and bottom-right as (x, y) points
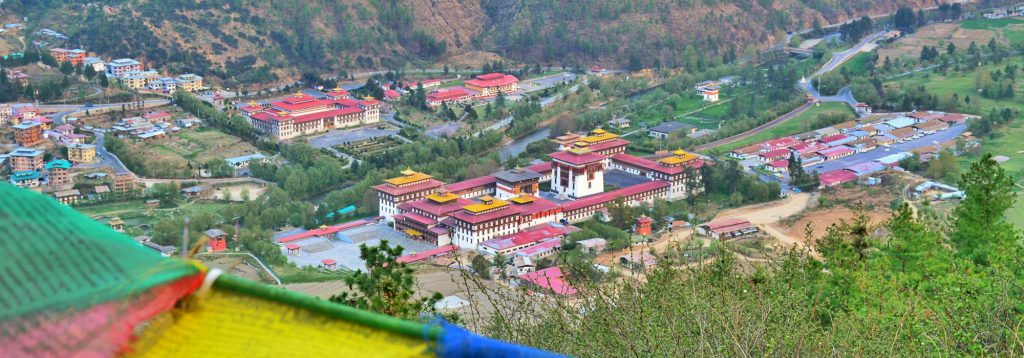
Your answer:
(885, 58), (1024, 113)
(77, 200), (232, 231)
(836, 52), (872, 75)
(719, 102), (855, 152)
(960, 17), (1024, 30)
(123, 127), (260, 178)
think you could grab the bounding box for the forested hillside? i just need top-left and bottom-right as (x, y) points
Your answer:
(0, 0), (977, 84)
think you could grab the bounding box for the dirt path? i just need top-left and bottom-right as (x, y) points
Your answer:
(714, 193), (822, 259)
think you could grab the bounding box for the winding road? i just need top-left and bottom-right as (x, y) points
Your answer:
(694, 31), (887, 152)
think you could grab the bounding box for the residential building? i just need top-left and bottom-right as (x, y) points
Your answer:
(53, 189), (80, 205)
(84, 57), (105, 73)
(114, 171), (136, 195)
(45, 159), (72, 187)
(244, 92), (380, 140)
(13, 121), (43, 146)
(8, 148), (44, 172)
(10, 170), (40, 188)
(648, 121), (697, 139)
(695, 81), (721, 102)
(225, 153), (267, 169)
(816, 146), (855, 161)
(106, 58), (142, 77)
(119, 70), (160, 89)
(819, 169), (858, 187)
(176, 73), (203, 92)
(203, 229), (229, 252)
(463, 73), (518, 97)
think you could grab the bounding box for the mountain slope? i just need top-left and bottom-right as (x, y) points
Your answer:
(0, 0), (969, 84)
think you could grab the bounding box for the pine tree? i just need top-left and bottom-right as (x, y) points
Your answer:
(329, 240), (446, 321)
(952, 154), (1019, 265)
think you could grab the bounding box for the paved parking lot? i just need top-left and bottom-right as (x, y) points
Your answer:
(306, 127), (398, 148)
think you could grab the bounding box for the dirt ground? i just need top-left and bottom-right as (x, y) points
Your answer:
(212, 183), (267, 201)
(200, 255), (268, 283)
(877, 23), (997, 64)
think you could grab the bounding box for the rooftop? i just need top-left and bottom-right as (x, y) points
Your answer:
(493, 168), (541, 183)
(648, 121), (696, 134)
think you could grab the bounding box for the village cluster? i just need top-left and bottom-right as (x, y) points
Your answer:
(730, 108), (977, 188)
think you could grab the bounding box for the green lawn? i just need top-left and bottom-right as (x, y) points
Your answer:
(1006, 30), (1024, 46)
(886, 59), (1024, 114)
(719, 102), (854, 152)
(836, 52), (872, 76)
(960, 17), (1024, 30)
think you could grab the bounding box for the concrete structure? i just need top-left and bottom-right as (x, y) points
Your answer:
(550, 148), (605, 199)
(45, 160), (72, 187)
(225, 153), (266, 169)
(53, 189), (80, 205)
(13, 121), (43, 146)
(106, 58), (142, 77)
(203, 229), (228, 252)
(67, 143), (97, 163)
(8, 148), (44, 172)
(9, 170), (40, 188)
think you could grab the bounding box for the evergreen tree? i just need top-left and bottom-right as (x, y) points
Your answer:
(329, 240), (446, 321)
(952, 154), (1019, 265)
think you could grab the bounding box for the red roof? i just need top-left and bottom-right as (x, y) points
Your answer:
(285, 244), (300, 250)
(561, 180), (669, 212)
(384, 89), (400, 99)
(396, 211), (437, 226)
(465, 73), (518, 88)
(360, 99), (381, 106)
(819, 170), (857, 187)
(586, 138), (630, 152)
(763, 137), (800, 149)
(759, 148), (792, 160)
(703, 218), (750, 230)
(819, 134), (849, 144)
(769, 159), (789, 169)
(448, 205), (520, 224)
(636, 216), (654, 224)
(250, 111), (292, 122)
(403, 197), (475, 218)
(325, 89), (349, 97)
(373, 179), (445, 197)
(444, 175), (496, 193)
(520, 267), (577, 295)
(427, 88), (471, 102)
(241, 104), (264, 112)
(611, 154), (682, 175)
(549, 151), (606, 166)
(396, 245), (456, 264)
(481, 225), (575, 251)
(276, 219), (375, 243)
(525, 162), (552, 173)
(322, 258), (336, 265)
(270, 96), (327, 111)
(291, 107), (364, 124)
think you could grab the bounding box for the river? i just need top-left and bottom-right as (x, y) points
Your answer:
(499, 126), (552, 160)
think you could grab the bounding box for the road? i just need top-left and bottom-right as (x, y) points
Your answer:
(41, 99), (172, 126)
(695, 31), (888, 152)
(714, 192), (821, 259)
(75, 132), (130, 174)
(694, 101), (813, 152)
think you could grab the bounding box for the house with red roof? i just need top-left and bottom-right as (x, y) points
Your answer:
(479, 224), (578, 256)
(464, 73), (518, 97)
(816, 146), (855, 161)
(766, 159), (790, 172)
(819, 169), (858, 188)
(758, 148), (791, 163)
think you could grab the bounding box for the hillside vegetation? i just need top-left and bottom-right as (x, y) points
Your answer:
(0, 0), (956, 84)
